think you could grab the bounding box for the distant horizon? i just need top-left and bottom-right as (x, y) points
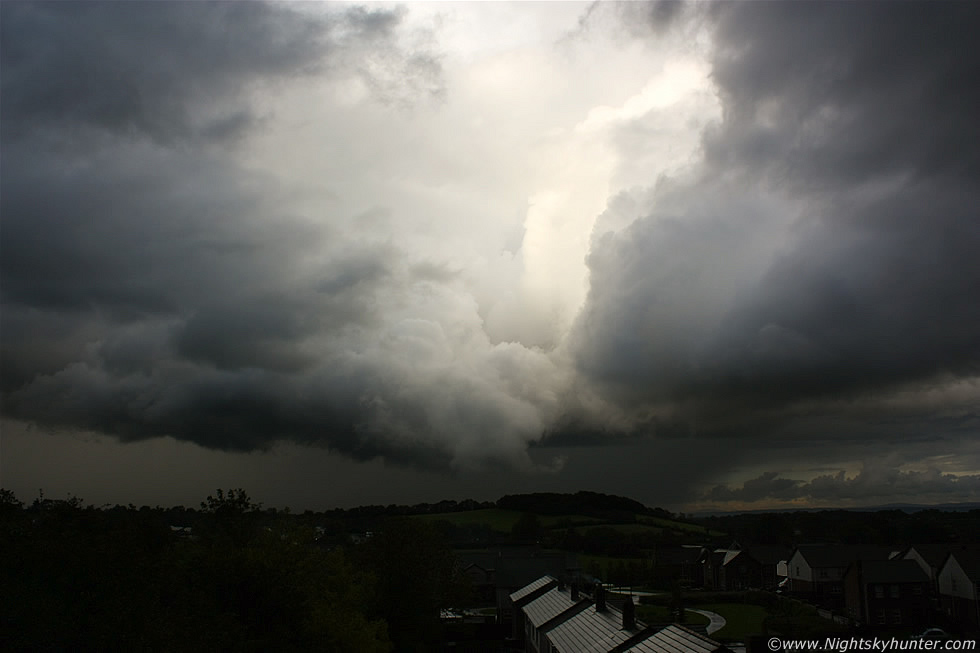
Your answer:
(3, 2), (979, 514)
(5, 431), (979, 517)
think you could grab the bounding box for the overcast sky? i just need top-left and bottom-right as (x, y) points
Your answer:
(2, 1), (979, 512)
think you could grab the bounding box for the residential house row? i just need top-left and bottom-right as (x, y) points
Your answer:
(460, 542), (980, 639)
(509, 575), (731, 653)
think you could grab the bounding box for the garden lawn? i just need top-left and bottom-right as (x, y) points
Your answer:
(695, 603), (768, 640)
(635, 605), (710, 628)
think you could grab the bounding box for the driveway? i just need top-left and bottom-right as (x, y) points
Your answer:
(686, 608), (726, 635)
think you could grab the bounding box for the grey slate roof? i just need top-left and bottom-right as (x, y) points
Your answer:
(524, 586), (585, 628)
(904, 545), (954, 570)
(795, 545), (894, 568)
(621, 624), (729, 653)
(547, 603), (638, 653)
(859, 559), (929, 584)
(655, 546), (704, 566)
(512, 576), (730, 653)
(746, 545), (792, 565)
(509, 574), (557, 604)
(459, 547), (577, 589)
(947, 550), (980, 581)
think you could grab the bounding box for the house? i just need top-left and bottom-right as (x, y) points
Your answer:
(718, 549), (761, 591)
(545, 586), (643, 653)
(698, 543), (789, 590)
(938, 550), (980, 628)
(462, 561), (497, 603)
(459, 546), (578, 637)
(787, 545), (896, 610)
(843, 559), (930, 629)
(512, 576), (731, 653)
(701, 548), (730, 590)
(509, 575), (559, 643)
(902, 544), (975, 600)
(745, 545), (792, 591)
(518, 581), (591, 653)
(168, 525), (195, 540)
(653, 545), (705, 587)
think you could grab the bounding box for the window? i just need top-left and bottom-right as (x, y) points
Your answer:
(889, 609), (902, 625)
(876, 610), (887, 625)
(913, 585), (923, 596)
(831, 584), (842, 594)
(819, 569), (829, 579)
(890, 585), (900, 599)
(874, 585), (884, 599)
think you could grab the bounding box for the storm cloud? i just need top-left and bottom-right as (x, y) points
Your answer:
(571, 1), (980, 450)
(2, 1), (979, 508)
(0, 1), (535, 469)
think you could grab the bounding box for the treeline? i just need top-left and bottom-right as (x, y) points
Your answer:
(696, 508), (980, 546)
(0, 489), (469, 652)
(498, 491), (675, 520)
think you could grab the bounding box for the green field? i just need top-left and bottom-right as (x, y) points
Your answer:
(578, 553), (651, 581)
(416, 508), (716, 538)
(414, 508), (525, 532)
(538, 514), (606, 528)
(414, 509), (710, 536)
(414, 509), (610, 532)
(589, 522), (664, 534)
(638, 516), (726, 537)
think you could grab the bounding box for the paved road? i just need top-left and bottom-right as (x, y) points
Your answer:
(686, 608), (726, 635)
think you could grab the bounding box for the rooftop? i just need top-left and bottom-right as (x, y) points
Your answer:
(857, 559), (930, 584)
(547, 602), (639, 653)
(794, 544), (895, 568)
(946, 549), (980, 581)
(524, 586), (587, 628)
(621, 624), (730, 653)
(745, 545), (792, 565)
(513, 576), (730, 653)
(509, 574), (557, 604)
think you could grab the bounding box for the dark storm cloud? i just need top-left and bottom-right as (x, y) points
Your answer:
(0, 2), (324, 144)
(0, 2), (442, 144)
(5, 0), (979, 492)
(0, 142), (298, 316)
(704, 1), (980, 187)
(0, 1), (470, 465)
(572, 1), (980, 446)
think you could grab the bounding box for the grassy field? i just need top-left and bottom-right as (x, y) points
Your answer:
(414, 507), (717, 538)
(694, 603), (768, 640)
(414, 508), (525, 532)
(590, 522), (664, 534)
(638, 516), (726, 537)
(538, 514), (605, 528)
(415, 509), (611, 533)
(577, 553), (652, 583)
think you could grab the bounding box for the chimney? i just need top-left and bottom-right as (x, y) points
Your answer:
(622, 595), (636, 630)
(595, 582), (606, 612)
(571, 582), (579, 601)
(558, 577), (566, 591)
